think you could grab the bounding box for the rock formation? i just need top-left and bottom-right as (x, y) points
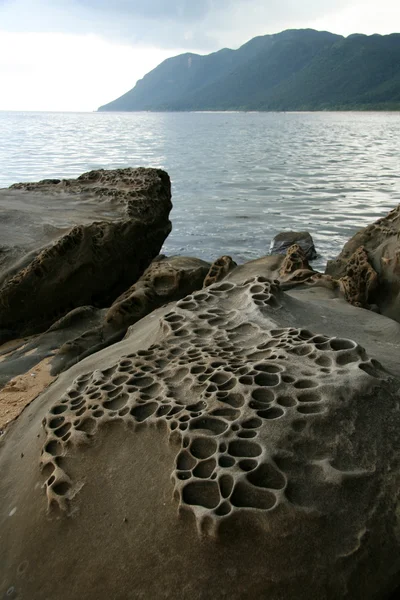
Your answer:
(0, 168), (172, 340)
(54, 255), (210, 373)
(1, 265), (400, 599)
(326, 204), (400, 321)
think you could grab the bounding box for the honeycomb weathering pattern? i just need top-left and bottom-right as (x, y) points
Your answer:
(40, 277), (387, 531)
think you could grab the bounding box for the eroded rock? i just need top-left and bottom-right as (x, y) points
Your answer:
(53, 255), (210, 372)
(326, 204), (400, 321)
(203, 255), (237, 287)
(0, 168), (172, 339)
(1, 269), (400, 599)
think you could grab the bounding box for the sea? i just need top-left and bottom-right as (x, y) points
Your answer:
(1, 110), (400, 271)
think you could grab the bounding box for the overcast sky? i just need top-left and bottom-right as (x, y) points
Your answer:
(0, 0), (399, 111)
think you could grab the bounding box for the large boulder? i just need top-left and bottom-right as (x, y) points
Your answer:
(326, 204), (400, 321)
(1, 265), (400, 599)
(0, 168), (172, 340)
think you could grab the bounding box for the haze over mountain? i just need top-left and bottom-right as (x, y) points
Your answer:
(98, 29), (400, 112)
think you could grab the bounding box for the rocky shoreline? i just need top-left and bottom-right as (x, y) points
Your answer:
(1, 168), (399, 599)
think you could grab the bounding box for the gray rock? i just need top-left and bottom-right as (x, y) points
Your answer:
(270, 231), (317, 260)
(0, 168), (172, 339)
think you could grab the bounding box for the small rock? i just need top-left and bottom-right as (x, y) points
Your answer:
(270, 231), (317, 261)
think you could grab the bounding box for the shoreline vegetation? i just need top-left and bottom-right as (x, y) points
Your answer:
(1, 167), (400, 598)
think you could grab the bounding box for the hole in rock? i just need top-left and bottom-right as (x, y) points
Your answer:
(70, 397), (85, 408)
(187, 401), (207, 412)
(182, 481), (220, 509)
(177, 471), (191, 480)
(254, 373), (279, 387)
(315, 355), (332, 367)
(157, 405), (171, 417)
(193, 458), (216, 479)
(215, 502), (231, 516)
(222, 393), (245, 408)
(228, 440), (262, 457)
(211, 408), (240, 419)
(238, 430), (257, 439)
(239, 459), (258, 472)
(177, 451), (196, 471)
(250, 285), (264, 294)
(51, 405), (67, 415)
(49, 416), (65, 430)
(52, 482), (70, 496)
(294, 380), (318, 390)
(277, 396), (296, 408)
(45, 441), (61, 456)
(230, 482), (276, 510)
(330, 339), (356, 351)
(93, 410), (104, 418)
(104, 393), (129, 411)
(130, 402), (158, 422)
(191, 365), (206, 375)
(219, 474), (234, 498)
(190, 417), (228, 435)
(247, 463), (286, 489)
(296, 392), (320, 403)
(54, 423), (72, 438)
(41, 463), (55, 478)
(336, 352), (359, 366)
(254, 363), (282, 374)
(251, 388), (274, 404)
(213, 282), (234, 292)
(238, 376), (253, 386)
(257, 407), (284, 420)
(242, 418), (263, 429)
(190, 438), (217, 459)
(219, 456), (235, 468)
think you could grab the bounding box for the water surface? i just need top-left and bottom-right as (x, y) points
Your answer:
(1, 110), (399, 269)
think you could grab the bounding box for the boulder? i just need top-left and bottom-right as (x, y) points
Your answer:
(1, 264), (400, 599)
(270, 231), (317, 261)
(326, 204), (400, 321)
(0, 168), (172, 340)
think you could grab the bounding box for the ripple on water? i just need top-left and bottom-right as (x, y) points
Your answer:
(1, 110), (399, 270)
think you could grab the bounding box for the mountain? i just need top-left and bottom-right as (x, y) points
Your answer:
(98, 29), (400, 112)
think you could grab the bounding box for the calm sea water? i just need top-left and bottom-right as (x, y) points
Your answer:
(1, 110), (400, 270)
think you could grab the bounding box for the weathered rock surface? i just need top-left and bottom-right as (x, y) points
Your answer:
(1, 264), (400, 599)
(0, 168), (172, 340)
(53, 255), (210, 373)
(203, 255), (237, 287)
(326, 204), (400, 321)
(270, 231), (317, 261)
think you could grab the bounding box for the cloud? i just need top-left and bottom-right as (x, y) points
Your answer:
(0, 0), (352, 50)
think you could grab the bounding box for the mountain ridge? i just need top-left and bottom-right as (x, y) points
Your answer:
(98, 29), (400, 112)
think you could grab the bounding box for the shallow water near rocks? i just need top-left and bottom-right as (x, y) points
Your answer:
(1, 110), (399, 270)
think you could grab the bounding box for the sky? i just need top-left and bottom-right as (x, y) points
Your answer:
(0, 0), (399, 111)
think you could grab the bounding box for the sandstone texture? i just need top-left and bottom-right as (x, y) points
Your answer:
(270, 230), (317, 260)
(1, 265), (400, 599)
(326, 204), (400, 321)
(0, 168), (172, 340)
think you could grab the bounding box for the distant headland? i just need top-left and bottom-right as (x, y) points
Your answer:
(98, 28), (400, 113)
